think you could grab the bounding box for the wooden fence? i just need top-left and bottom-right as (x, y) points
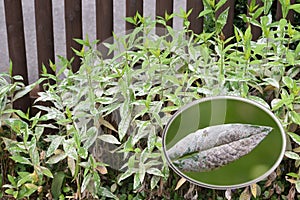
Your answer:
(3, 0), (296, 112)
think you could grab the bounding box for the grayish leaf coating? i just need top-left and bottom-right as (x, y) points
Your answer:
(167, 124), (272, 172)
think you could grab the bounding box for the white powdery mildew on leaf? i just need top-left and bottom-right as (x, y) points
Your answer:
(167, 123), (272, 172)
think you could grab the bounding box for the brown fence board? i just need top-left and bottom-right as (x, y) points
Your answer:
(96, 0), (113, 58)
(35, 0), (55, 78)
(65, 0), (83, 72)
(156, 0), (173, 32)
(247, 0), (263, 41)
(276, 0), (295, 22)
(96, 0), (113, 42)
(216, 0), (235, 39)
(126, 0), (143, 30)
(4, 0), (30, 112)
(187, 0), (204, 34)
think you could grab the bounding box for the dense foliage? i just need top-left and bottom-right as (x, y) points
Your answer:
(1, 0), (300, 199)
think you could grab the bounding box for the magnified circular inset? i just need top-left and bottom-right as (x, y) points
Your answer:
(162, 96), (286, 190)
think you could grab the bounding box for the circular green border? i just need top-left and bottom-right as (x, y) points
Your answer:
(162, 96), (286, 190)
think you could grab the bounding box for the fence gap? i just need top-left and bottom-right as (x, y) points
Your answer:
(126, 0), (143, 31)
(156, 0), (173, 35)
(276, 0), (295, 23)
(65, 0), (83, 72)
(216, 0), (235, 39)
(187, 0), (204, 34)
(96, 0), (113, 58)
(4, 0), (30, 112)
(34, 0), (55, 83)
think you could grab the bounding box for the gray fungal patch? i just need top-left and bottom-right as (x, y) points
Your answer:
(167, 124), (272, 172)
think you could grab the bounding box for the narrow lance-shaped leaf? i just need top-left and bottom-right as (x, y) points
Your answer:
(167, 123), (272, 172)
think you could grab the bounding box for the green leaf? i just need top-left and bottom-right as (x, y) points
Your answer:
(81, 173), (92, 193)
(118, 170), (134, 183)
(98, 187), (119, 200)
(248, 96), (270, 109)
(46, 152), (67, 164)
(150, 176), (160, 190)
(46, 136), (64, 157)
(147, 168), (164, 177)
(13, 79), (43, 101)
(290, 111), (300, 125)
(10, 156), (32, 165)
(83, 127), (98, 149)
(7, 175), (16, 187)
(51, 172), (65, 200)
(40, 166), (54, 178)
(133, 172), (140, 190)
(287, 132), (300, 145)
(289, 4), (300, 14)
(78, 147), (88, 159)
(198, 9), (213, 18)
(296, 181), (300, 193)
(285, 151), (300, 160)
(286, 172), (299, 178)
(282, 76), (294, 89)
(271, 98), (285, 111)
(296, 42), (300, 56)
(263, 78), (279, 89)
(125, 17), (136, 25)
(118, 112), (131, 141)
(215, 0), (227, 11)
(98, 134), (120, 144)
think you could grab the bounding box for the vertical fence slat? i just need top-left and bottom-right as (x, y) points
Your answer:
(4, 0), (30, 112)
(187, 0), (204, 34)
(247, 0), (263, 40)
(65, 0), (82, 72)
(216, 0), (235, 39)
(126, 0), (143, 31)
(96, 0), (113, 42)
(156, 0), (173, 33)
(276, 0), (295, 23)
(35, 0), (55, 79)
(96, 0), (113, 58)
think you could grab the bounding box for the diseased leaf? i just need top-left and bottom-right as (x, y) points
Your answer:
(250, 183), (257, 198)
(146, 168), (164, 177)
(40, 166), (53, 178)
(98, 187), (119, 200)
(46, 152), (67, 164)
(175, 177), (186, 190)
(287, 132), (300, 146)
(68, 157), (76, 176)
(225, 189), (232, 200)
(133, 172), (140, 190)
(46, 136), (64, 157)
(239, 187), (251, 200)
(96, 166), (108, 175)
(98, 134), (120, 144)
(118, 113), (131, 141)
(263, 78), (280, 89)
(290, 111), (300, 125)
(81, 173), (92, 193)
(118, 170), (134, 183)
(10, 156), (32, 166)
(296, 181), (300, 193)
(168, 124), (272, 172)
(285, 151), (300, 160)
(150, 176), (160, 190)
(99, 117), (118, 132)
(83, 127), (98, 149)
